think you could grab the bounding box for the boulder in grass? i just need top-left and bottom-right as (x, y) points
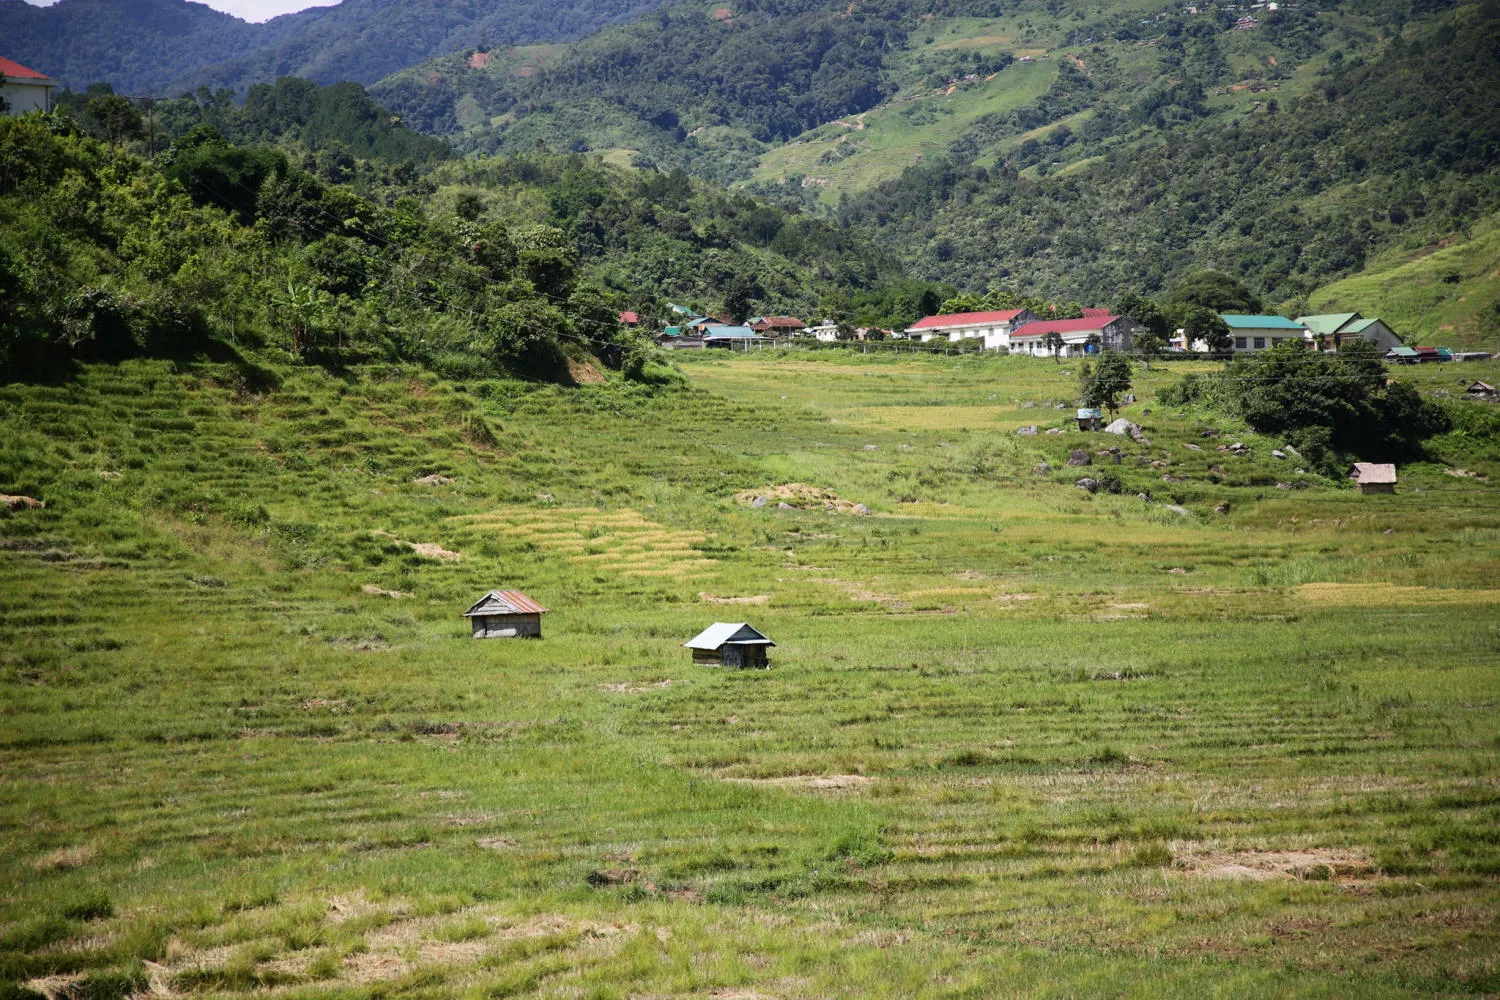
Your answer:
(777, 502), (795, 510)
(852, 503), (872, 516)
(1067, 449), (1092, 467)
(0, 495), (44, 510)
(1075, 478), (1098, 493)
(1035, 461), (1052, 474)
(1103, 418), (1138, 436)
(1166, 504), (1192, 516)
(750, 496), (767, 508)
(1016, 425), (1038, 436)
(413, 474), (453, 486)
(1214, 502), (1231, 515)
(1272, 449), (1287, 460)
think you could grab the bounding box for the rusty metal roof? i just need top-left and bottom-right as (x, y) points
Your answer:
(462, 590), (548, 616)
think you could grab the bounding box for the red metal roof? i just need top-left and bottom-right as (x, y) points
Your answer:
(618, 311), (639, 324)
(0, 57), (54, 82)
(1011, 315), (1120, 337)
(461, 590), (548, 616)
(1081, 307), (1111, 317)
(909, 310), (1027, 330)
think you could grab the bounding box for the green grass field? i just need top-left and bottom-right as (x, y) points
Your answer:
(3, 350), (1500, 998)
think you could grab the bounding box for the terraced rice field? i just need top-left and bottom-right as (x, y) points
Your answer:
(2, 351), (1499, 997)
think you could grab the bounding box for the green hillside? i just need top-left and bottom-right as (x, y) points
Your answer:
(0, 0), (671, 96)
(3, 351), (1500, 997)
(1304, 210), (1500, 351)
(371, 0), (1498, 307)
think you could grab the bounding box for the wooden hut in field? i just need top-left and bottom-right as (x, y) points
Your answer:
(1349, 463), (1397, 495)
(683, 622), (775, 668)
(462, 590), (547, 638)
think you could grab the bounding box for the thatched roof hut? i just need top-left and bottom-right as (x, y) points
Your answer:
(1349, 463), (1397, 494)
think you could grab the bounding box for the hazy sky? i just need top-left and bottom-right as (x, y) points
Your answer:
(24, 0), (338, 22)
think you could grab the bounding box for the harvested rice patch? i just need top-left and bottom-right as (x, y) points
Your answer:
(449, 507), (718, 575)
(1296, 583), (1500, 606)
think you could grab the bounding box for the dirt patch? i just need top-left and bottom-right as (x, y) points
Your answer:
(568, 358), (607, 385)
(362, 584), (411, 598)
(300, 698), (349, 712)
(1182, 849), (1377, 882)
(736, 483), (869, 514)
(599, 680), (674, 693)
(710, 5), (732, 18)
(408, 542), (461, 561)
(345, 949), (411, 983)
(468, 51), (491, 70)
(32, 845), (95, 871)
(700, 592), (770, 604)
(373, 531), (461, 561)
(23, 975), (87, 1000)
(725, 774), (873, 791)
(1, 494), (45, 511)
(413, 474), (453, 486)
(477, 837), (517, 850)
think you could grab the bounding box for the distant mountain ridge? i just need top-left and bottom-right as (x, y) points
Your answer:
(0, 0), (671, 95)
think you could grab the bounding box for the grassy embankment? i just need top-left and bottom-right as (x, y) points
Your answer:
(3, 350), (1500, 998)
(1305, 210), (1500, 351)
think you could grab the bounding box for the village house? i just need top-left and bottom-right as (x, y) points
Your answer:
(617, 311), (640, 326)
(0, 57), (57, 116)
(703, 326), (773, 349)
(1206, 314), (1310, 353)
(657, 326), (705, 349)
(683, 622), (775, 668)
(1349, 463), (1397, 495)
(748, 316), (805, 336)
(1009, 315), (1139, 357)
(904, 309), (1040, 349)
(1466, 381), (1496, 399)
(462, 590), (547, 638)
(1295, 313), (1403, 353)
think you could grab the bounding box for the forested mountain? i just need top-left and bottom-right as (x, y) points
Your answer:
(370, 0), (1499, 324)
(0, 77), (895, 382)
(0, 0), (263, 94)
(838, 0), (1500, 308)
(0, 0), (671, 96)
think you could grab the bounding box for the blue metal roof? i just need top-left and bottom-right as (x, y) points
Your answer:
(702, 326), (758, 338)
(1220, 314), (1306, 330)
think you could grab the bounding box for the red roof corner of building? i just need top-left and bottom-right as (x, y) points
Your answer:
(1011, 315), (1121, 337)
(909, 309), (1026, 330)
(0, 57), (55, 82)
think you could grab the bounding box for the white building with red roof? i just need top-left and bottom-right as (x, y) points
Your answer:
(0, 57), (57, 116)
(904, 309), (1040, 349)
(1009, 315), (1140, 358)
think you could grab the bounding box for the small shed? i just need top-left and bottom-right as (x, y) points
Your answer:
(1349, 463), (1397, 495)
(462, 590), (547, 638)
(683, 622), (775, 668)
(1077, 408), (1102, 431)
(1466, 381), (1495, 398)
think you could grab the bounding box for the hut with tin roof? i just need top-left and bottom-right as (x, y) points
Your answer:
(462, 590), (547, 638)
(683, 622), (775, 668)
